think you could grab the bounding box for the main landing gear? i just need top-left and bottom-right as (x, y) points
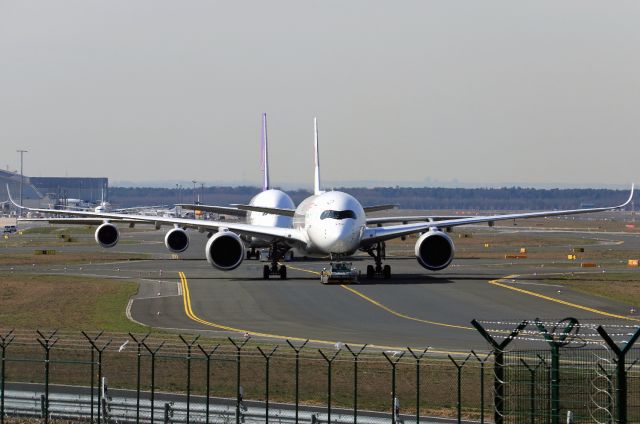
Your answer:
(364, 242), (391, 279)
(262, 243), (289, 280)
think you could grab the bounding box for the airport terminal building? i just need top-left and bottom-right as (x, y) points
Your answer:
(0, 170), (108, 213)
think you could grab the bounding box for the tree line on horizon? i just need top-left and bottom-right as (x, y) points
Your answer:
(109, 186), (633, 211)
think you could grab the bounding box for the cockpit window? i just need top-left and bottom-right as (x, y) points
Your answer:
(320, 210), (357, 220)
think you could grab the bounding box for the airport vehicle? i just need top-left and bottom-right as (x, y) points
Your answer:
(320, 262), (359, 284)
(8, 118), (635, 282)
(3, 225), (16, 233)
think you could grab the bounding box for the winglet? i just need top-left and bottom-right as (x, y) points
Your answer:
(261, 113), (270, 192)
(313, 117), (322, 195)
(621, 183), (635, 208)
(6, 184), (22, 209)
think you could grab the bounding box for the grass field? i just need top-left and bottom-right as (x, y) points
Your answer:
(547, 272), (640, 308)
(0, 273), (148, 333)
(0, 252), (150, 266)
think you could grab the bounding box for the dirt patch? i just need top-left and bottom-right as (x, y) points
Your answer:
(0, 252), (149, 266)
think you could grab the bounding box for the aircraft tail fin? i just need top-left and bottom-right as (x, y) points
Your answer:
(314, 117), (322, 195)
(261, 113), (270, 191)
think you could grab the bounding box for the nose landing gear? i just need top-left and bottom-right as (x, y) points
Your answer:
(364, 242), (391, 279)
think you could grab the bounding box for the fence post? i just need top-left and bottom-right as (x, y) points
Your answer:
(519, 358), (544, 424)
(179, 334), (200, 424)
(0, 330), (15, 424)
(197, 343), (220, 424)
(141, 340), (165, 424)
(286, 339), (308, 424)
(471, 319), (527, 424)
(129, 332), (150, 423)
(449, 354), (471, 424)
(319, 348), (341, 424)
(84, 330), (102, 424)
(383, 351), (405, 424)
(82, 331), (112, 424)
(257, 346), (278, 424)
(471, 350), (491, 424)
(407, 347), (429, 424)
(596, 324), (640, 424)
(229, 336), (250, 424)
(36, 330), (58, 424)
(345, 344), (367, 424)
(535, 318), (580, 424)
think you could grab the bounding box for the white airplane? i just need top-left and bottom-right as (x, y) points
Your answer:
(177, 113), (296, 261)
(177, 114), (398, 265)
(8, 118), (635, 281)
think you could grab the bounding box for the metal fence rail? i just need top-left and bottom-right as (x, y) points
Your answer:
(2, 388), (471, 424)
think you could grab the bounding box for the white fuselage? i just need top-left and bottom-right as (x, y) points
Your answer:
(293, 191), (365, 256)
(246, 189), (295, 247)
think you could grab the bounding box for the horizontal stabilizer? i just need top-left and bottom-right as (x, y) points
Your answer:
(176, 204), (247, 217)
(363, 204), (398, 213)
(231, 204), (296, 217)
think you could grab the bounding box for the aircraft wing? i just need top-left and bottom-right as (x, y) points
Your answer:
(7, 186), (306, 244)
(18, 217), (144, 225)
(362, 185), (634, 245)
(176, 203), (247, 217)
(366, 215), (473, 225)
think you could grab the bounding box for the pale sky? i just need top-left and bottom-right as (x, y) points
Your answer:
(1, 1), (639, 188)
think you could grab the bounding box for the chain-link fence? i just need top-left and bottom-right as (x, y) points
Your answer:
(1, 318), (640, 424)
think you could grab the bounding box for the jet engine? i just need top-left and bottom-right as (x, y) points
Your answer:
(205, 231), (245, 270)
(414, 230), (455, 271)
(95, 223), (119, 248)
(164, 228), (189, 253)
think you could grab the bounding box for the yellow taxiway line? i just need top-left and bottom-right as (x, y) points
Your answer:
(286, 264), (473, 330)
(178, 271), (471, 355)
(489, 274), (640, 322)
(340, 285), (473, 330)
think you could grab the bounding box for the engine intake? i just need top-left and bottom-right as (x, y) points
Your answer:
(95, 223), (119, 248)
(165, 228), (189, 253)
(205, 231), (245, 270)
(415, 230), (454, 271)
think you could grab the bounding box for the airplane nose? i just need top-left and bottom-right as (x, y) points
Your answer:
(324, 222), (357, 253)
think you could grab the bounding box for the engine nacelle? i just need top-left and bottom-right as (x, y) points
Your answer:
(164, 228), (189, 253)
(414, 230), (455, 271)
(205, 231), (245, 270)
(95, 223), (119, 248)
